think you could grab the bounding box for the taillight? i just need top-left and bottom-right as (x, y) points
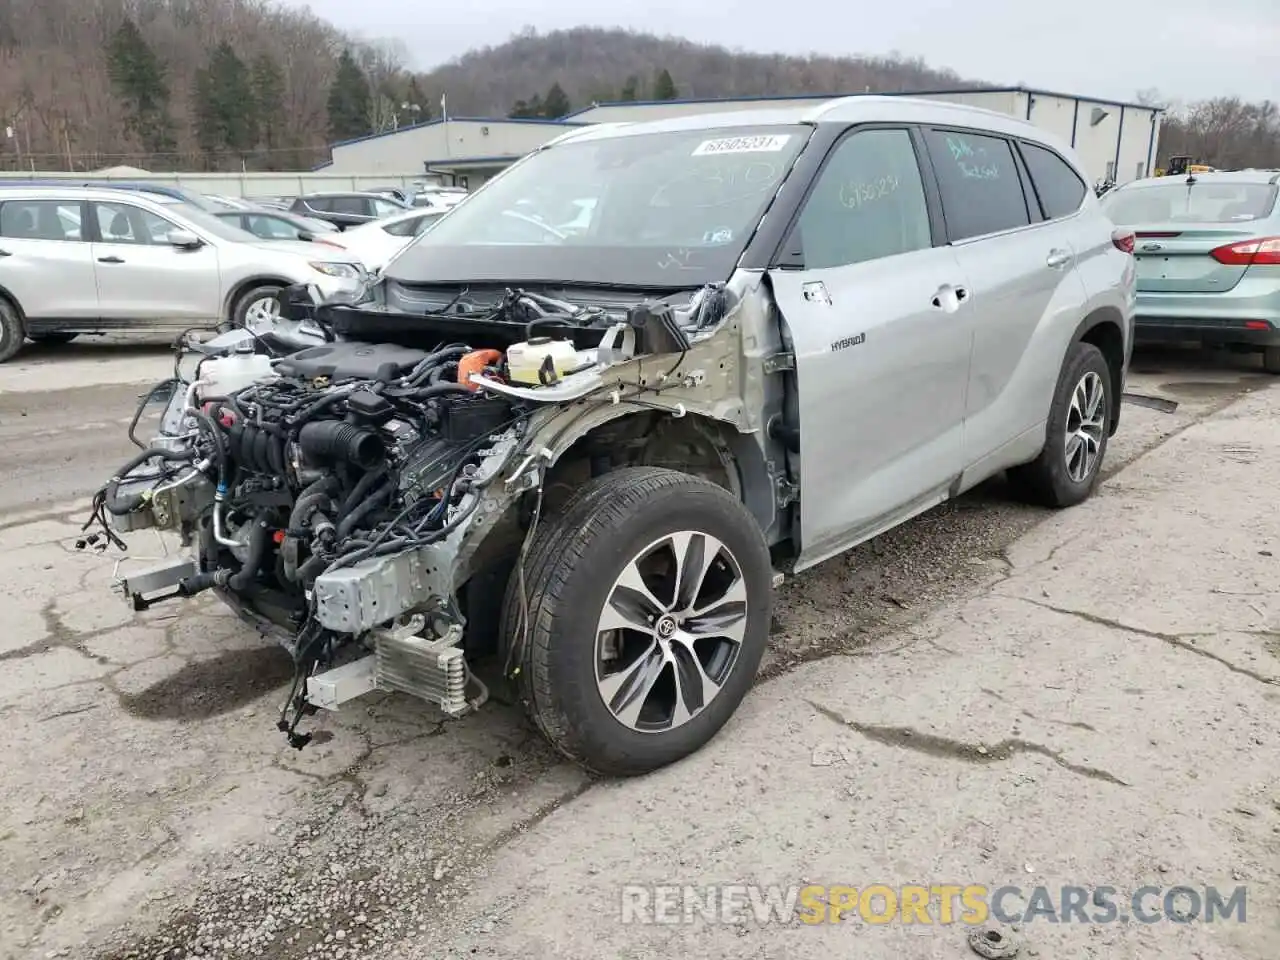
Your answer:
(1111, 229), (1135, 254)
(1209, 237), (1280, 266)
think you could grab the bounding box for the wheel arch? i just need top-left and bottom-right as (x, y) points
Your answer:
(0, 282), (26, 321)
(456, 407), (775, 660)
(222, 276), (294, 322)
(1070, 306), (1126, 436)
(539, 408), (775, 534)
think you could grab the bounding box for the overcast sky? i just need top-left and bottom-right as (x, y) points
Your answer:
(280, 0), (1279, 107)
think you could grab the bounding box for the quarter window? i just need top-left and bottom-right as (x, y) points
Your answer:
(0, 200), (84, 241)
(793, 128), (933, 269)
(924, 129), (1030, 240)
(1020, 142), (1087, 219)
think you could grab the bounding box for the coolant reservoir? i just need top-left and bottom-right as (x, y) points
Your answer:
(199, 350), (276, 402)
(506, 338), (581, 386)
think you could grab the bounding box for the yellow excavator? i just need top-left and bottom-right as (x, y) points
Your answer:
(1155, 155), (1216, 177)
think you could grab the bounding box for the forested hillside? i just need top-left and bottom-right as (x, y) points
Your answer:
(0, 1), (1275, 173)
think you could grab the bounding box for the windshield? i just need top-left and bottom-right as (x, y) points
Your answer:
(1103, 181), (1278, 225)
(387, 124), (812, 288)
(168, 203), (268, 243)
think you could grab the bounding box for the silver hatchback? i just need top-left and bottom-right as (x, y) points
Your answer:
(0, 187), (366, 361)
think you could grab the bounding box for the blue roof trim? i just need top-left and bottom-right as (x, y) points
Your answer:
(560, 85), (1163, 119)
(330, 116), (587, 150)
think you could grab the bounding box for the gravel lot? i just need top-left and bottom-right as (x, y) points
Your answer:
(0, 336), (1273, 960)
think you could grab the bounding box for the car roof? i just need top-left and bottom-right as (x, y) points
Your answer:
(298, 191), (403, 199)
(1119, 170), (1280, 189)
(545, 94), (1074, 156)
(0, 185), (187, 205)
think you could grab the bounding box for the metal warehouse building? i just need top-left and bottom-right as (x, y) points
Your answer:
(317, 86), (1161, 188)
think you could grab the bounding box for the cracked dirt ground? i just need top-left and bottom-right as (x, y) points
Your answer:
(0, 341), (1277, 960)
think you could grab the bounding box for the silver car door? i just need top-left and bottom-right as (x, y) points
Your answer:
(769, 126), (974, 572)
(919, 129), (1090, 469)
(0, 198), (99, 320)
(89, 200), (222, 326)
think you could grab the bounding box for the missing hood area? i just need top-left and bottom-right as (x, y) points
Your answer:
(81, 277), (749, 750)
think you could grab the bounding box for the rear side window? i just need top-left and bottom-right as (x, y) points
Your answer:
(329, 196), (368, 216)
(793, 128), (933, 270)
(1020, 142), (1087, 219)
(0, 200), (83, 241)
(925, 129), (1030, 240)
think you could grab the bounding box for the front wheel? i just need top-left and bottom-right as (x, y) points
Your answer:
(502, 466), (773, 776)
(231, 284), (284, 330)
(1008, 341), (1111, 507)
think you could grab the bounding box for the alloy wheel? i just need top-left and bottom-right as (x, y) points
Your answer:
(595, 531), (749, 733)
(1064, 370), (1106, 483)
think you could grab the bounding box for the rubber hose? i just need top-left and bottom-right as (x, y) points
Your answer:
(337, 465), (388, 521)
(335, 483), (392, 541)
(227, 511), (272, 592)
(282, 476), (340, 582)
(103, 445), (196, 515)
(297, 420), (385, 469)
(296, 552), (328, 585)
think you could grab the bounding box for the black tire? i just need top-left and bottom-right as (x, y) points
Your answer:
(501, 466), (772, 776)
(1262, 346), (1280, 374)
(26, 332), (77, 345)
(230, 284), (283, 328)
(1008, 341), (1111, 508)
(0, 298), (25, 363)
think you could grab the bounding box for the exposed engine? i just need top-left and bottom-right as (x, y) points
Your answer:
(88, 329), (545, 745)
(83, 281), (733, 748)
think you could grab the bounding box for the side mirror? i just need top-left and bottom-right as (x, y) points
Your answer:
(298, 231), (316, 242)
(167, 229), (202, 249)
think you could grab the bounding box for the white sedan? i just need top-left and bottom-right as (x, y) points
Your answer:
(323, 208), (445, 270)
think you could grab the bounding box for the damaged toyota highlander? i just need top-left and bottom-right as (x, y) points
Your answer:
(86, 97), (1134, 776)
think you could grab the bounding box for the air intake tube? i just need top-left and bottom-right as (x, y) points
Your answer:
(297, 421), (385, 469)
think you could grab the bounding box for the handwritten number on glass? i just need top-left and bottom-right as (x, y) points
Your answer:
(839, 174), (900, 209)
(946, 134), (1002, 180)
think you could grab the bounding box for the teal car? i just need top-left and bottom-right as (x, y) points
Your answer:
(1101, 170), (1280, 371)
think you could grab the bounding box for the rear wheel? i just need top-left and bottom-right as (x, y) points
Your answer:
(1008, 341), (1111, 508)
(26, 332), (77, 345)
(1262, 346), (1280, 374)
(502, 467), (773, 776)
(0, 299), (25, 363)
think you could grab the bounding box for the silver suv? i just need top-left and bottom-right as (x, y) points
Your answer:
(0, 187), (366, 361)
(96, 96), (1135, 777)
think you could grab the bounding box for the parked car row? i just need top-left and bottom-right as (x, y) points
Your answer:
(0, 185), (369, 362)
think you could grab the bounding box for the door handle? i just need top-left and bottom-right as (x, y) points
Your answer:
(97, 256), (125, 264)
(1046, 249), (1072, 269)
